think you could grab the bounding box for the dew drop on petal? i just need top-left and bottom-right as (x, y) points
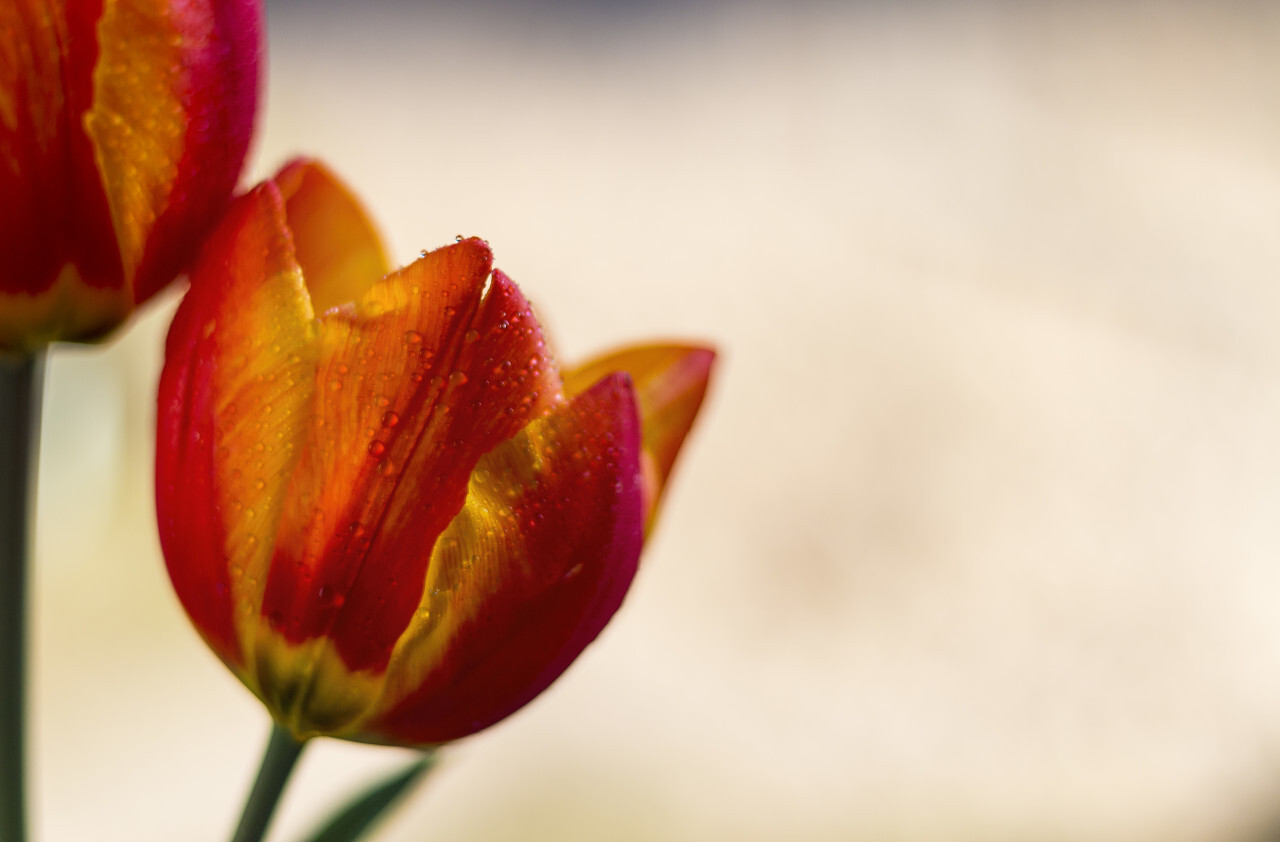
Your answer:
(317, 584), (346, 609)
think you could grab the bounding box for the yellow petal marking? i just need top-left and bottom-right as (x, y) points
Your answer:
(84, 0), (191, 287)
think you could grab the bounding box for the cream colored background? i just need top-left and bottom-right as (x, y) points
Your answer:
(30, 1), (1280, 839)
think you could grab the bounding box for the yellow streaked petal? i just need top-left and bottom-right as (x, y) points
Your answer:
(85, 0), (189, 289)
(196, 184), (319, 669)
(156, 180), (318, 670)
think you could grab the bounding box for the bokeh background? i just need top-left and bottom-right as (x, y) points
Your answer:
(29, 1), (1280, 839)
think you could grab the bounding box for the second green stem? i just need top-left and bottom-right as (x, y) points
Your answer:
(0, 352), (45, 842)
(231, 723), (308, 842)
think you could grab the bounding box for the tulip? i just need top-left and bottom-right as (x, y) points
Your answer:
(156, 160), (714, 746)
(0, 0), (262, 352)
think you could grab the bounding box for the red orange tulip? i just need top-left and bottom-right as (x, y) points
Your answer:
(156, 160), (713, 745)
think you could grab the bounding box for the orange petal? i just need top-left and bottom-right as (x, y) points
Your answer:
(86, 0), (261, 302)
(0, 1), (126, 348)
(565, 344), (715, 530)
(274, 158), (390, 313)
(361, 373), (645, 745)
(261, 243), (563, 677)
(156, 181), (317, 670)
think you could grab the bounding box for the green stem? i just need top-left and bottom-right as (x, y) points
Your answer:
(0, 352), (44, 842)
(231, 723), (307, 842)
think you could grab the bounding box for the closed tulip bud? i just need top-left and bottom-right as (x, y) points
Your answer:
(156, 159), (714, 745)
(1, 0), (262, 352)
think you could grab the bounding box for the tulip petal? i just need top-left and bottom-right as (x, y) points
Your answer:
(262, 242), (563, 681)
(274, 159), (390, 313)
(0, 0), (126, 347)
(156, 182), (317, 669)
(86, 0), (261, 302)
(360, 373), (644, 745)
(565, 344), (715, 530)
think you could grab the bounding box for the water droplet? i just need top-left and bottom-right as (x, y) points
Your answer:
(328, 378), (343, 391)
(368, 440), (386, 458)
(464, 328), (479, 343)
(404, 330), (423, 344)
(382, 411), (400, 428)
(449, 371), (469, 386)
(317, 584), (346, 609)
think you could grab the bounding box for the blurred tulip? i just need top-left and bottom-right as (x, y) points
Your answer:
(156, 159), (714, 745)
(0, 0), (262, 352)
